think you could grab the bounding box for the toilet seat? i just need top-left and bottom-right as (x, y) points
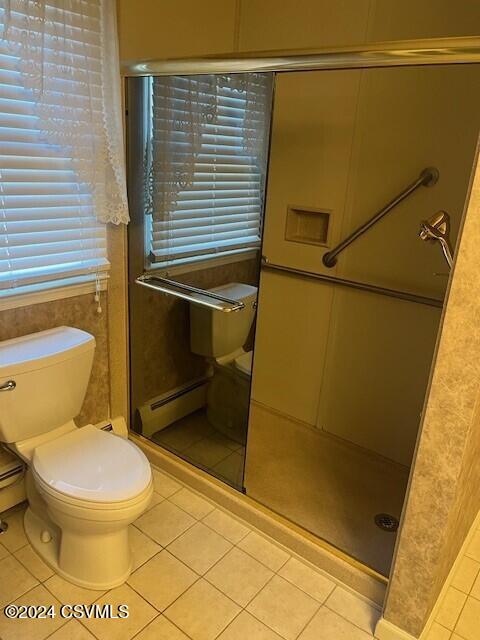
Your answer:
(32, 425), (152, 504)
(234, 350), (253, 376)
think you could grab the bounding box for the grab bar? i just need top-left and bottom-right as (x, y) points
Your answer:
(322, 167), (439, 268)
(135, 274), (245, 312)
(262, 258), (443, 308)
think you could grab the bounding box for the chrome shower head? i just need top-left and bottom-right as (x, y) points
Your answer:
(419, 211), (453, 269)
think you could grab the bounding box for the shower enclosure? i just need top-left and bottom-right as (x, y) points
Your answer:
(125, 42), (480, 578)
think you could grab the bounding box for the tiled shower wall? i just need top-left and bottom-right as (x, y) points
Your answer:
(384, 145), (480, 637)
(0, 292), (110, 426)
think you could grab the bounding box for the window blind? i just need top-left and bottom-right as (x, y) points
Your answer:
(147, 74), (273, 269)
(0, 5), (109, 294)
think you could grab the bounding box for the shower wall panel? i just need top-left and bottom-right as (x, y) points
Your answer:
(251, 65), (480, 467)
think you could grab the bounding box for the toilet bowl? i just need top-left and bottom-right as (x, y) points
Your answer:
(0, 327), (153, 589)
(190, 283), (257, 444)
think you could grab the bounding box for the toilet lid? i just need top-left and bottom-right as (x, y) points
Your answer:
(235, 351), (253, 376)
(32, 425), (151, 503)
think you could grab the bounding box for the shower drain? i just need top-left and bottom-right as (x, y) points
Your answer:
(374, 513), (399, 532)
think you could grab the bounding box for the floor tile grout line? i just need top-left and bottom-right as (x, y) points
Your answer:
(128, 546), (204, 591)
(211, 604), (251, 640)
(117, 611), (159, 640)
(130, 521), (166, 551)
(201, 548), (274, 609)
(2, 581), (68, 638)
(293, 598), (322, 640)
(436, 586), (469, 633)
(11, 544), (54, 585)
(324, 597), (379, 637)
(40, 615), (70, 640)
(197, 510), (251, 545)
(450, 590), (477, 637)
(129, 546), (164, 574)
(165, 494), (216, 522)
(0, 558), (41, 608)
(78, 616), (102, 640)
(276, 569), (336, 606)
(230, 533), (291, 573)
(135, 503), (198, 549)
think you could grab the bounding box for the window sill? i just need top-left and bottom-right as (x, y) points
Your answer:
(0, 275), (108, 312)
(147, 248), (259, 277)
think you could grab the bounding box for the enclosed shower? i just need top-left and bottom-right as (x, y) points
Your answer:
(126, 50), (480, 578)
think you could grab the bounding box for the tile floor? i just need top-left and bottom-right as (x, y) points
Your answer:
(151, 410), (246, 490)
(425, 516), (480, 640)
(0, 465), (381, 640)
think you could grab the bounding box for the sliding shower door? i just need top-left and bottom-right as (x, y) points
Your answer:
(126, 73), (273, 491)
(245, 64), (480, 576)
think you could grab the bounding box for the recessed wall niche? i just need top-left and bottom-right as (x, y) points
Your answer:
(285, 205), (331, 246)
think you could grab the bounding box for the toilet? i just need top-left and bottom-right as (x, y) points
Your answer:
(0, 327), (153, 590)
(190, 283), (257, 444)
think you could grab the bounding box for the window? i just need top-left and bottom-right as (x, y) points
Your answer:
(0, 0), (127, 300)
(144, 73), (273, 271)
(0, 38), (108, 295)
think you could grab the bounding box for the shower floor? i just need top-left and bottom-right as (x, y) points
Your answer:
(245, 402), (410, 577)
(151, 410), (246, 490)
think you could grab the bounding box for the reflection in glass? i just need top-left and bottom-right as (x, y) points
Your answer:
(127, 73), (273, 489)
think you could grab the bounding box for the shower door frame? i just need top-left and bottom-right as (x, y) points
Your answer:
(123, 35), (480, 611)
(122, 36), (480, 77)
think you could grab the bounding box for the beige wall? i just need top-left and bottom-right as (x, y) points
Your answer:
(118, 1), (480, 62)
(0, 292), (110, 426)
(252, 64), (480, 467)
(384, 144), (480, 637)
(118, 0), (238, 60)
(117, 1), (480, 636)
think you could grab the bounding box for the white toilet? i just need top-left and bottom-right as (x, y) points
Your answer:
(0, 327), (153, 590)
(190, 283), (257, 444)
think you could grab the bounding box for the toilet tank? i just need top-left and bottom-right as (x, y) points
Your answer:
(0, 327), (95, 443)
(190, 283), (257, 358)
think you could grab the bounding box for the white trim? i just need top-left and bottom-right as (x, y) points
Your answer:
(375, 618), (418, 640)
(0, 275), (108, 312)
(146, 247), (258, 277)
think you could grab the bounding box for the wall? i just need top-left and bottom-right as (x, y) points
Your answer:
(117, 0), (480, 458)
(252, 64), (480, 467)
(117, 0), (480, 636)
(0, 291), (110, 426)
(384, 147), (480, 637)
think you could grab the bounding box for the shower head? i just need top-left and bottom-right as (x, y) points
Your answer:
(419, 211), (453, 270)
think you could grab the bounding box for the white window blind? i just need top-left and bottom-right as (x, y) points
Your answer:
(146, 74), (273, 269)
(0, 4), (109, 295)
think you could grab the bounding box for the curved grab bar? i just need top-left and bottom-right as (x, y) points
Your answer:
(322, 167), (439, 268)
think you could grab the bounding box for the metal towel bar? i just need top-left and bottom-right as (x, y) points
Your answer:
(262, 259), (443, 308)
(322, 167), (439, 268)
(135, 274), (245, 312)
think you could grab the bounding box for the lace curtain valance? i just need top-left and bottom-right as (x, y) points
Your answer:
(0, 0), (129, 225)
(145, 73), (273, 221)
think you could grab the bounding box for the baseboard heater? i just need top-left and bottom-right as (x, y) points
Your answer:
(139, 377), (209, 438)
(0, 461), (24, 486)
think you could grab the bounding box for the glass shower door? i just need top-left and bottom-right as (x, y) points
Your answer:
(244, 64), (480, 575)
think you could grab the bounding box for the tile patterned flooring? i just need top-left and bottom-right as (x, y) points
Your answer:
(0, 465), (381, 640)
(151, 411), (246, 490)
(425, 517), (480, 640)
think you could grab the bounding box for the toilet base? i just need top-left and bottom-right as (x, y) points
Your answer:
(24, 507), (132, 591)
